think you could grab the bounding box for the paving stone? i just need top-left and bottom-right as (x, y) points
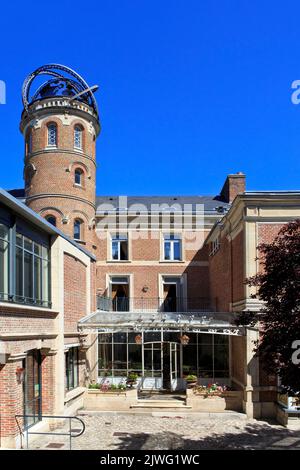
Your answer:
(29, 414), (300, 450)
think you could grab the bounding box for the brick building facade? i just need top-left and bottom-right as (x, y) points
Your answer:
(0, 64), (300, 447)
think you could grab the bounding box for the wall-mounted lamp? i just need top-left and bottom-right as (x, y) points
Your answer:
(142, 286), (149, 293)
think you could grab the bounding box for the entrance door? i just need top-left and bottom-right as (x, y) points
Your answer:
(162, 277), (182, 312)
(23, 349), (42, 428)
(162, 342), (179, 391)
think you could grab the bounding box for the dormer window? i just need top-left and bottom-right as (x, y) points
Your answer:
(74, 125), (83, 150)
(47, 122), (57, 146)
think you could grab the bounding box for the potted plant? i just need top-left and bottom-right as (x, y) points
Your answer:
(193, 383), (230, 398)
(126, 372), (138, 388)
(185, 374), (198, 388)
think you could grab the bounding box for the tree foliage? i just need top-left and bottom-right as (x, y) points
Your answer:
(236, 220), (300, 393)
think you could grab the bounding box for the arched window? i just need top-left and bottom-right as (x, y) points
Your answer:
(45, 215), (56, 227)
(25, 129), (32, 155)
(74, 125), (83, 150)
(74, 168), (83, 186)
(47, 122), (57, 146)
(74, 219), (83, 240)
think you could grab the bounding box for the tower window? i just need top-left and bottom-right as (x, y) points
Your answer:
(47, 122), (57, 146)
(45, 215), (56, 227)
(74, 125), (83, 150)
(74, 168), (83, 186)
(26, 129), (32, 155)
(74, 219), (83, 240)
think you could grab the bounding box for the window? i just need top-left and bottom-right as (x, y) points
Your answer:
(25, 129), (32, 155)
(163, 234), (181, 261)
(15, 233), (50, 307)
(210, 236), (220, 256)
(0, 223), (9, 300)
(45, 215), (56, 227)
(111, 234), (128, 260)
(47, 122), (57, 146)
(74, 125), (83, 150)
(74, 219), (82, 240)
(65, 347), (79, 391)
(74, 168), (83, 186)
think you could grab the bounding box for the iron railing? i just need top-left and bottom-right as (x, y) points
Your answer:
(15, 414), (85, 450)
(97, 296), (213, 313)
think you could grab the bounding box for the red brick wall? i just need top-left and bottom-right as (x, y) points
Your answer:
(232, 231), (245, 304)
(0, 361), (24, 444)
(64, 253), (87, 332)
(209, 233), (231, 311)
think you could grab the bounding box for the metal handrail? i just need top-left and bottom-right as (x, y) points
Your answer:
(15, 414), (85, 450)
(97, 295), (213, 313)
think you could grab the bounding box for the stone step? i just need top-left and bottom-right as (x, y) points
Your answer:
(131, 400), (191, 409)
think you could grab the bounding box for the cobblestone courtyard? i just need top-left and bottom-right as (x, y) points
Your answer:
(28, 413), (300, 450)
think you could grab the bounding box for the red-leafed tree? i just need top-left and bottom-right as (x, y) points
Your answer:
(237, 220), (300, 393)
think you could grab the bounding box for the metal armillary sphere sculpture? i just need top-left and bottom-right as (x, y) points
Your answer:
(22, 64), (99, 117)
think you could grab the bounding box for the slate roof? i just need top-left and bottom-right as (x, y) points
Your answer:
(96, 195), (230, 214)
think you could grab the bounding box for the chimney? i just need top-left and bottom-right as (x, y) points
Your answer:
(220, 172), (245, 203)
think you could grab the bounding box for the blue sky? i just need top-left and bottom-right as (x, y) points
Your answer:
(0, 1), (300, 195)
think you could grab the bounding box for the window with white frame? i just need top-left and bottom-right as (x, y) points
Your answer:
(163, 234), (181, 261)
(74, 125), (83, 150)
(210, 236), (220, 256)
(47, 123), (57, 146)
(111, 234), (128, 261)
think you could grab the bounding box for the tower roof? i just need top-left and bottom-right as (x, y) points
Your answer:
(21, 64), (99, 117)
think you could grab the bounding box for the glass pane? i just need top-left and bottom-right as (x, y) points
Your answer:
(173, 241), (181, 260)
(153, 349), (161, 371)
(0, 239), (9, 295)
(114, 332), (127, 343)
(42, 259), (49, 304)
(34, 257), (41, 301)
(198, 333), (213, 346)
(73, 349), (79, 387)
(198, 344), (213, 377)
(164, 241), (171, 260)
(128, 344), (142, 370)
(128, 332), (142, 343)
(144, 332), (161, 343)
(98, 343), (112, 371)
(16, 233), (23, 248)
(144, 350), (152, 371)
(24, 252), (33, 299)
(74, 222), (81, 240)
(16, 246), (23, 297)
(214, 344), (229, 371)
(34, 242), (42, 256)
(24, 237), (33, 252)
(113, 344), (127, 369)
(99, 333), (112, 343)
(0, 224), (8, 241)
(112, 241), (119, 260)
(120, 241), (128, 260)
(182, 344), (197, 376)
(42, 246), (49, 260)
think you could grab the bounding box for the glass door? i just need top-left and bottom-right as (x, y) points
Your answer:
(170, 342), (179, 391)
(23, 349), (42, 428)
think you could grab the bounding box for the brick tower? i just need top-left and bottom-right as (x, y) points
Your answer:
(19, 64), (101, 253)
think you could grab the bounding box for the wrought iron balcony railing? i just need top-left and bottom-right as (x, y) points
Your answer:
(97, 296), (213, 313)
